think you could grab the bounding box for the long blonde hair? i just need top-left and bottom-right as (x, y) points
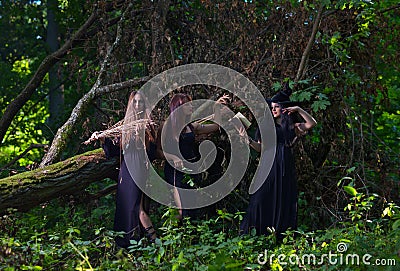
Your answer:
(121, 91), (152, 149)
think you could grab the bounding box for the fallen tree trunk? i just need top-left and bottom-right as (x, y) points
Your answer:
(0, 149), (119, 214)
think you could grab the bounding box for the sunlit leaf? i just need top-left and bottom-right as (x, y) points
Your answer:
(344, 186), (357, 197)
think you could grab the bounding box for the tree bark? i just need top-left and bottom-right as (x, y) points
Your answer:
(0, 149), (119, 214)
(46, 0), (64, 130)
(295, 4), (324, 82)
(0, 8), (99, 145)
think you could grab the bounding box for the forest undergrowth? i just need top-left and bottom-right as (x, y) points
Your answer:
(1, 178), (399, 271)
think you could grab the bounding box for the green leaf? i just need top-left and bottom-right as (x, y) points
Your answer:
(392, 219), (400, 230)
(296, 91), (313, 102)
(311, 100), (331, 112)
(343, 186), (357, 197)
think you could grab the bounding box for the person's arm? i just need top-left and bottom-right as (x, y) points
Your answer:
(238, 127), (261, 153)
(193, 122), (219, 135)
(194, 94), (230, 135)
(156, 122), (184, 168)
(248, 137), (262, 153)
(283, 106), (317, 133)
(102, 137), (121, 159)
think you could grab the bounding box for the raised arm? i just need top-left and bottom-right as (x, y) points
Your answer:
(192, 122), (219, 135)
(194, 94), (230, 135)
(283, 106), (317, 133)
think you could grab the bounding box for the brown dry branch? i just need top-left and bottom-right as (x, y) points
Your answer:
(83, 119), (155, 145)
(295, 4), (325, 82)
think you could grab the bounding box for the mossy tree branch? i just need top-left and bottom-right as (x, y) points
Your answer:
(0, 149), (119, 214)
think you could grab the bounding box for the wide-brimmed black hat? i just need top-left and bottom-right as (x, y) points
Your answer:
(266, 83), (298, 106)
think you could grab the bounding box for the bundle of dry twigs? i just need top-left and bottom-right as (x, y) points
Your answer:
(84, 119), (154, 145)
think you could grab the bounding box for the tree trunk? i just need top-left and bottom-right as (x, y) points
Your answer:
(295, 4), (325, 82)
(0, 149), (119, 214)
(46, 0), (64, 130)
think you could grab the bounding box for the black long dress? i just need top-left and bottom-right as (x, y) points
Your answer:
(164, 125), (200, 219)
(103, 136), (154, 248)
(240, 124), (298, 238)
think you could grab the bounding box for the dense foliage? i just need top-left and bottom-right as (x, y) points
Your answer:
(1, 181), (399, 270)
(0, 0), (399, 270)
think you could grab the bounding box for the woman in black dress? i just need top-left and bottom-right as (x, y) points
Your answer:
(240, 86), (317, 239)
(103, 91), (157, 248)
(157, 93), (228, 221)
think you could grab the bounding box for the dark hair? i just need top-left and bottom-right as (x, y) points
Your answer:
(169, 93), (192, 141)
(278, 103), (296, 146)
(267, 83), (297, 145)
(255, 102), (295, 146)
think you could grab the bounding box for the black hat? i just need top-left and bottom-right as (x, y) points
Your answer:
(266, 83), (298, 106)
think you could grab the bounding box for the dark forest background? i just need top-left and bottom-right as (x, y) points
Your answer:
(0, 0), (399, 270)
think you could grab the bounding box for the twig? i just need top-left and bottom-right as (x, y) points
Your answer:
(88, 184), (117, 201)
(68, 241), (94, 270)
(83, 119), (155, 145)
